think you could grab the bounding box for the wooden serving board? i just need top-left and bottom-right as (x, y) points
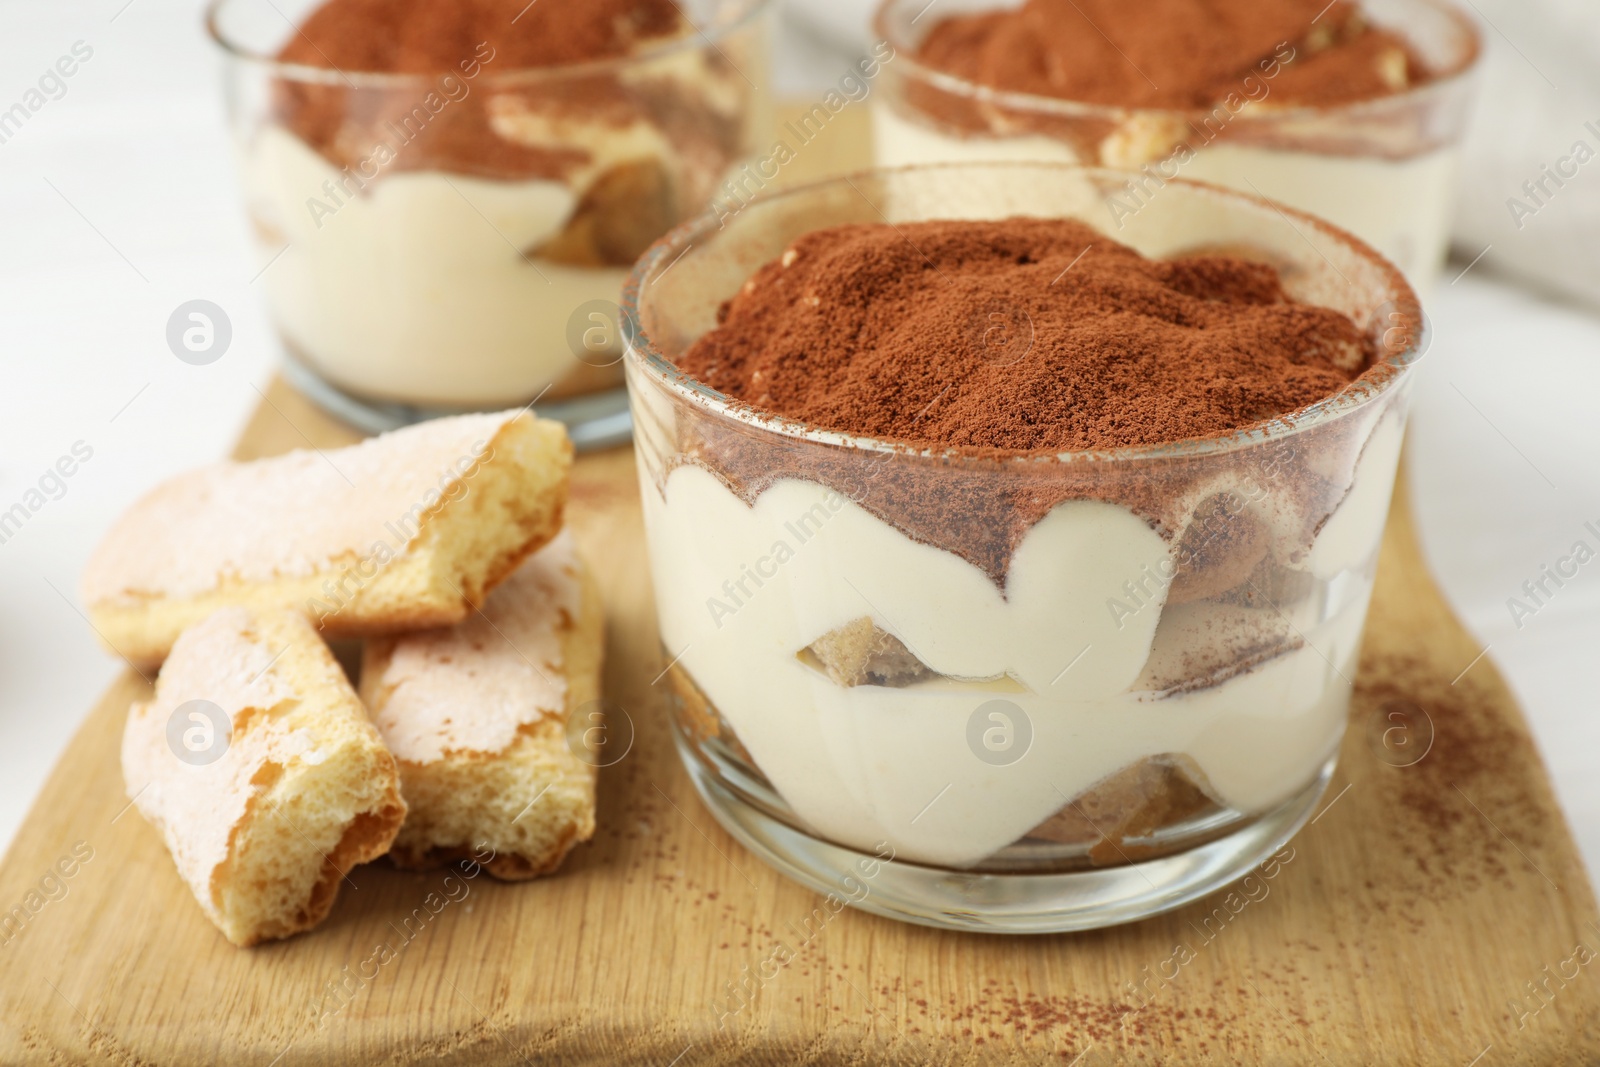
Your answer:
(5, 108), (1600, 1065)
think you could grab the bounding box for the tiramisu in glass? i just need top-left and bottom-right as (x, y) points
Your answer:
(872, 0), (1480, 288)
(624, 164), (1424, 932)
(209, 0), (770, 444)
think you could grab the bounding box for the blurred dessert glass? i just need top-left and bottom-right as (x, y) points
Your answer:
(208, 0), (772, 445)
(872, 0), (1480, 288)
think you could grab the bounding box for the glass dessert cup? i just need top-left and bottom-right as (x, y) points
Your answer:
(871, 0), (1480, 290)
(623, 164), (1425, 933)
(208, 0), (772, 447)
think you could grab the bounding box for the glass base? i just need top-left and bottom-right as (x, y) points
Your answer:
(279, 354), (634, 452)
(674, 720), (1334, 934)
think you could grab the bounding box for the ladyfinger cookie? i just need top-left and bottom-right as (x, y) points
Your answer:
(82, 410), (571, 668)
(360, 530), (604, 880)
(122, 605), (406, 946)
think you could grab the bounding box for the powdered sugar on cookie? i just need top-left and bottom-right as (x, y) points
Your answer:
(367, 530), (581, 763)
(83, 411), (515, 605)
(123, 608), (326, 913)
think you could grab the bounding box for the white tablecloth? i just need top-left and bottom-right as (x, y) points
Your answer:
(1, 0), (1596, 889)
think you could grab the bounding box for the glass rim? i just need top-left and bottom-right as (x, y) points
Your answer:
(203, 0), (774, 88)
(621, 161), (1425, 467)
(871, 0), (1483, 127)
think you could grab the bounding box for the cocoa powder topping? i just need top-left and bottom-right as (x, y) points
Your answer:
(676, 218), (1376, 453)
(913, 0), (1435, 109)
(279, 0), (685, 72)
(271, 0), (694, 181)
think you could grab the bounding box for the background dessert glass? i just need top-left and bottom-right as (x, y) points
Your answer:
(208, 0), (772, 447)
(624, 163), (1425, 933)
(871, 0), (1480, 289)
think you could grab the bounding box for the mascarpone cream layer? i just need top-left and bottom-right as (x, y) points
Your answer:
(872, 103), (1458, 287)
(641, 425), (1397, 866)
(245, 126), (640, 407)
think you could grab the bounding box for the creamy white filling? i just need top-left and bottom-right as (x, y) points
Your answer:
(244, 126), (636, 408)
(872, 103), (1459, 287)
(642, 460), (1385, 868)
(1309, 412), (1405, 578)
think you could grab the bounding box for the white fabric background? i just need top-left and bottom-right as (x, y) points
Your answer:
(0, 0), (1596, 888)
